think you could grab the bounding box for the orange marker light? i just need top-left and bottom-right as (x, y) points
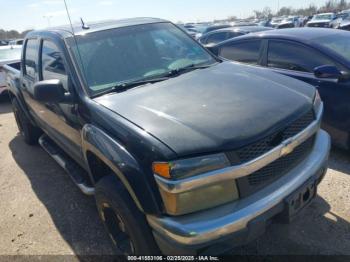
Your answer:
(152, 162), (171, 179)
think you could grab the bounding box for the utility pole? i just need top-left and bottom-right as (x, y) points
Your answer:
(43, 15), (53, 27)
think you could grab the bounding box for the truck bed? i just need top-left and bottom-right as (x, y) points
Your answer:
(1, 61), (21, 95)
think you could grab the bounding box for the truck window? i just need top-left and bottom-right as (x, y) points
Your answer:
(24, 39), (39, 79)
(41, 40), (68, 91)
(219, 40), (262, 65)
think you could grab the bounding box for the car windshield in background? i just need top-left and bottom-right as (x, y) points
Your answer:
(0, 47), (21, 61)
(315, 35), (350, 61)
(313, 14), (333, 20)
(69, 22), (215, 96)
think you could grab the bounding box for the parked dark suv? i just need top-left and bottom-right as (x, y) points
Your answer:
(4, 18), (330, 255)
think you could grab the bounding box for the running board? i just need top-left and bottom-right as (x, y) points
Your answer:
(39, 135), (95, 196)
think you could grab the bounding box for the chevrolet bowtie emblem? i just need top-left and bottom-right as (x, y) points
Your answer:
(281, 139), (295, 156)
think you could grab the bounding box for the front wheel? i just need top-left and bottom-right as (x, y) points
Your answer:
(11, 98), (42, 145)
(95, 176), (160, 255)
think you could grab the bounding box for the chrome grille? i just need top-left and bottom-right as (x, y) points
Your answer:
(226, 109), (316, 197)
(227, 109), (315, 164)
(247, 135), (315, 186)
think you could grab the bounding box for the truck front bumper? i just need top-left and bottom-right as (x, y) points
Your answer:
(147, 130), (331, 255)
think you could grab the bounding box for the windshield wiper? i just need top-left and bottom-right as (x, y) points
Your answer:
(91, 77), (169, 98)
(167, 63), (213, 77)
(91, 63), (217, 98)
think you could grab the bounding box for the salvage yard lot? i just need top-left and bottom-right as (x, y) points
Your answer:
(0, 99), (349, 256)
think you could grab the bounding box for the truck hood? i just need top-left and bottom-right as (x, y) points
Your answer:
(95, 62), (315, 157)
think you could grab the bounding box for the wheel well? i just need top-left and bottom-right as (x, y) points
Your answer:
(1, 90), (13, 102)
(7, 91), (14, 100)
(86, 151), (117, 184)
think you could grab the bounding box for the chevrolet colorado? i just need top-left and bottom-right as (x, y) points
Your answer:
(3, 18), (330, 255)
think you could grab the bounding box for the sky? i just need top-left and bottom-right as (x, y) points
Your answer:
(0, 0), (328, 32)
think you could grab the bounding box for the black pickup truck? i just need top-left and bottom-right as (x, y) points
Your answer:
(4, 18), (330, 255)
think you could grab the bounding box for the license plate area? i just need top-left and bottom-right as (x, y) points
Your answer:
(279, 178), (317, 223)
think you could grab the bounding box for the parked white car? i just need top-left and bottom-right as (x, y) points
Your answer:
(306, 13), (336, 27)
(0, 46), (21, 96)
(8, 39), (24, 46)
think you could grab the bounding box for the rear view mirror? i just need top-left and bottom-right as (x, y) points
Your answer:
(314, 65), (342, 80)
(33, 79), (65, 103)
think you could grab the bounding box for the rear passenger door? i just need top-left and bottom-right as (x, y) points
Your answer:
(21, 38), (41, 119)
(217, 39), (264, 65)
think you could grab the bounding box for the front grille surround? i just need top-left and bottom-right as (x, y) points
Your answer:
(226, 109), (316, 197)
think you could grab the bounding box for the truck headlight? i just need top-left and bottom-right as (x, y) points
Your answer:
(313, 90), (322, 115)
(153, 153), (230, 180)
(153, 154), (240, 215)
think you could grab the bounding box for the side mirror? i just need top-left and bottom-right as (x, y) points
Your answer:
(314, 65), (342, 80)
(33, 79), (65, 103)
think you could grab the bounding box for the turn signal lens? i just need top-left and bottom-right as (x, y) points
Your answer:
(152, 162), (171, 179)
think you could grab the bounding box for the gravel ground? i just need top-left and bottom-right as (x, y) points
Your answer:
(0, 98), (349, 256)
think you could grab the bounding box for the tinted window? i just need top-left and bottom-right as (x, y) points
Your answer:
(314, 35), (350, 62)
(41, 40), (68, 91)
(24, 39), (39, 78)
(206, 32), (228, 44)
(227, 32), (244, 39)
(268, 40), (337, 72)
(219, 40), (262, 64)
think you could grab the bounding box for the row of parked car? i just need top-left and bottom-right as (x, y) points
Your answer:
(179, 10), (350, 43)
(0, 39), (24, 46)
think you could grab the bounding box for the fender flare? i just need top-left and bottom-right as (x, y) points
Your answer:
(7, 77), (37, 126)
(81, 124), (145, 212)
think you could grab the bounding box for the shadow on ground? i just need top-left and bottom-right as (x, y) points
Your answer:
(9, 135), (116, 256)
(0, 98), (12, 115)
(329, 147), (350, 175)
(231, 194), (350, 256)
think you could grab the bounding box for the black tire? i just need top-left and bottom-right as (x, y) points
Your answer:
(11, 98), (42, 145)
(95, 176), (160, 255)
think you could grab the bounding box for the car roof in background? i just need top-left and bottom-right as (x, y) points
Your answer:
(222, 28), (347, 43)
(210, 26), (273, 34)
(27, 17), (169, 38)
(314, 12), (335, 16)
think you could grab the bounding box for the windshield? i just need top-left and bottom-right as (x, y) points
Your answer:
(313, 14), (333, 20)
(315, 35), (350, 61)
(69, 22), (216, 96)
(0, 47), (21, 61)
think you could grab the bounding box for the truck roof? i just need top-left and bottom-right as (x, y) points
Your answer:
(27, 17), (168, 38)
